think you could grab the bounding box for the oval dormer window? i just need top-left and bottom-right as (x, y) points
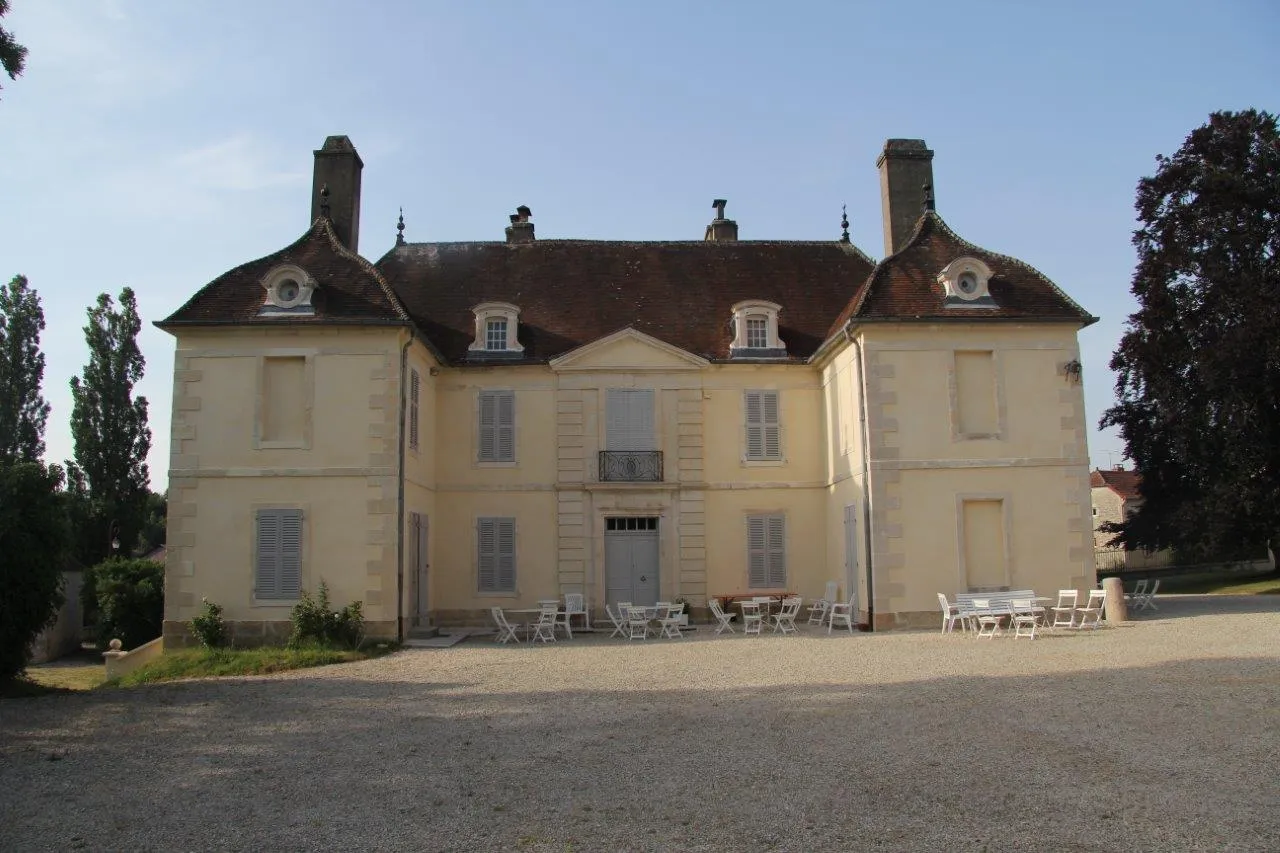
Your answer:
(278, 279), (301, 304)
(937, 258), (996, 307)
(957, 271), (979, 295)
(259, 264), (317, 315)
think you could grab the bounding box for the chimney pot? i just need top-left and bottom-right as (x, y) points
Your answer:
(705, 198), (738, 241)
(506, 206), (535, 243)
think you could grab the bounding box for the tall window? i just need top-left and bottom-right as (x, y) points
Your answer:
(606, 388), (655, 450)
(408, 369), (421, 451)
(485, 319), (508, 351)
(747, 514), (786, 588)
(255, 508), (302, 600)
(477, 517), (516, 592)
(744, 390), (782, 461)
(746, 316), (769, 348)
(478, 390), (516, 462)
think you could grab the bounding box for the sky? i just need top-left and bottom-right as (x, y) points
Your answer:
(0, 0), (1276, 491)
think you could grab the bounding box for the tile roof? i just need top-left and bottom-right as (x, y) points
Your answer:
(374, 240), (876, 363)
(830, 211), (1096, 333)
(158, 218), (410, 328)
(1091, 468), (1142, 501)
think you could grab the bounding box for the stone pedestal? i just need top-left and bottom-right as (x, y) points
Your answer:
(1102, 576), (1128, 623)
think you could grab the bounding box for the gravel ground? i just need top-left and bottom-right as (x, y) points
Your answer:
(2, 595), (1278, 852)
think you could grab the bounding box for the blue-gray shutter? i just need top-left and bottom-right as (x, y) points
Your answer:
(409, 370), (420, 451)
(747, 514), (786, 588)
(745, 390), (781, 460)
(606, 389), (654, 450)
(479, 391), (515, 462)
(477, 517), (516, 592)
(256, 508), (302, 599)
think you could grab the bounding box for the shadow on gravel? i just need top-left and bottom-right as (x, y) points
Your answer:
(1, 655), (1276, 852)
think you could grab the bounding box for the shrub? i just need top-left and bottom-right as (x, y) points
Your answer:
(84, 557), (164, 650)
(0, 462), (68, 681)
(289, 581), (364, 649)
(190, 598), (228, 648)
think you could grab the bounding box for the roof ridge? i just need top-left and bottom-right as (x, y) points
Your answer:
(311, 217), (411, 322)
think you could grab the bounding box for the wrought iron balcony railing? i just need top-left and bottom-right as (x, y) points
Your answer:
(598, 450), (663, 482)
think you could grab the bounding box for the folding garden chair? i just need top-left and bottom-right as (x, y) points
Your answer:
(972, 599), (1002, 638)
(626, 605), (652, 640)
(707, 597), (737, 635)
(770, 597), (802, 635)
(740, 601), (764, 636)
(937, 593), (969, 634)
(605, 604), (628, 639)
(1124, 579), (1148, 609)
(563, 592), (590, 631)
(828, 596), (857, 634)
(1075, 589), (1106, 629)
(807, 581), (838, 625)
(1050, 589), (1079, 629)
(659, 603), (686, 639)
(491, 607), (521, 644)
(528, 606), (558, 643)
(1011, 599), (1038, 639)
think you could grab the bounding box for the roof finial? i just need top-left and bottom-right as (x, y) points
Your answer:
(922, 183), (935, 212)
(320, 183), (331, 219)
(396, 207), (406, 247)
(840, 204), (850, 243)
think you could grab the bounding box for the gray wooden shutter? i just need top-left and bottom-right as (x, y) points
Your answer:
(745, 390), (781, 460)
(477, 517), (515, 592)
(478, 391), (514, 462)
(496, 518), (516, 590)
(256, 508), (302, 599)
(747, 516), (767, 587)
(606, 389), (654, 450)
(409, 370), (420, 451)
(766, 514), (786, 587)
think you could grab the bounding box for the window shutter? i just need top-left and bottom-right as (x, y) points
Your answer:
(766, 514), (786, 587)
(496, 392), (515, 461)
(409, 370), (420, 451)
(496, 519), (516, 590)
(256, 508), (302, 600)
(744, 390), (780, 460)
(477, 518), (497, 591)
(747, 516), (767, 588)
(607, 389), (654, 450)
(279, 509), (303, 598)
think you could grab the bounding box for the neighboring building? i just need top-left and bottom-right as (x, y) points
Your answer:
(1090, 466), (1169, 570)
(157, 136), (1098, 643)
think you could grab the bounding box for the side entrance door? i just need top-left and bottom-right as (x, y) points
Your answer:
(410, 512), (429, 626)
(604, 517), (659, 607)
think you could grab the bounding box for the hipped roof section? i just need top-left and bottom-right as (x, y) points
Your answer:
(157, 217), (410, 328)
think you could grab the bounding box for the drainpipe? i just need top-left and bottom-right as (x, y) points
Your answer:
(851, 325), (877, 631)
(395, 330), (412, 643)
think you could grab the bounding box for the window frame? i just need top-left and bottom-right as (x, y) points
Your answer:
(743, 389), (783, 463)
(252, 506), (305, 604)
(476, 516), (517, 594)
(729, 300), (785, 355)
(477, 389), (517, 464)
(469, 302), (524, 353)
(746, 513), (787, 589)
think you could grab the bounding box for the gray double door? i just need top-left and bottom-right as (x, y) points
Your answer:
(604, 518), (659, 607)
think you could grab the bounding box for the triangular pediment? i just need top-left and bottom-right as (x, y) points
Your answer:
(549, 327), (709, 372)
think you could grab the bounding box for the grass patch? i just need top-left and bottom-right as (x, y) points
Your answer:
(1139, 567), (1280, 595)
(25, 664), (108, 692)
(112, 642), (399, 687)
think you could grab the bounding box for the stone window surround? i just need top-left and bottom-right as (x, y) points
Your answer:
(947, 349), (1006, 442)
(469, 302), (524, 353)
(254, 350), (316, 450)
(937, 257), (995, 305)
(729, 300), (785, 353)
(259, 263), (317, 311)
(953, 492), (1014, 592)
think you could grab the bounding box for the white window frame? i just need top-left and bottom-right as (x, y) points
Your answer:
(477, 389), (516, 464)
(746, 513), (787, 589)
(743, 389), (783, 463)
(729, 300), (785, 354)
(258, 263), (317, 313)
(937, 257), (996, 306)
(477, 516), (517, 594)
(469, 302), (524, 353)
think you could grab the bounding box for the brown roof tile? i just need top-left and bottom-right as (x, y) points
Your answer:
(158, 218), (409, 328)
(830, 211), (1096, 332)
(1091, 468), (1142, 501)
(374, 240), (876, 363)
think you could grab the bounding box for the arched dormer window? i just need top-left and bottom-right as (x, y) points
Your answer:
(937, 257), (996, 308)
(469, 302), (524, 354)
(729, 300), (785, 356)
(258, 264), (317, 316)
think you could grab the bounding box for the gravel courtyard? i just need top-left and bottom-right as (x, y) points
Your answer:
(2, 595), (1278, 852)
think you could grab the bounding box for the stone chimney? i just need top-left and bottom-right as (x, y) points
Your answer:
(704, 199), (738, 241)
(312, 135), (363, 253)
(876, 138), (934, 256)
(505, 206), (535, 243)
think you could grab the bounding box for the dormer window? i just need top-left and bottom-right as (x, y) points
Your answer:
(938, 257), (996, 307)
(730, 300), (785, 356)
(259, 264), (317, 315)
(470, 302), (524, 354)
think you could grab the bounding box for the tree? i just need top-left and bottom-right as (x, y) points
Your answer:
(1100, 109), (1280, 564)
(69, 288), (152, 562)
(0, 0), (27, 99)
(0, 462), (67, 681)
(0, 274), (50, 463)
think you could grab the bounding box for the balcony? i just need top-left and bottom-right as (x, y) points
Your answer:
(598, 450), (663, 482)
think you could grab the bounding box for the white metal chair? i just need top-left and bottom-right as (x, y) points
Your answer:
(1124, 579), (1148, 608)
(1050, 589), (1079, 629)
(937, 593), (969, 634)
(625, 605), (651, 640)
(563, 592), (590, 631)
(1011, 599), (1038, 639)
(707, 597), (736, 635)
(528, 605), (558, 643)
(1132, 579), (1160, 611)
(807, 581), (838, 625)
(827, 596), (857, 634)
(605, 604), (628, 639)
(770, 597), (802, 635)
(659, 603), (686, 639)
(550, 601), (574, 640)
(972, 599), (1002, 638)
(1075, 589), (1106, 629)
(740, 601), (764, 636)
(491, 607), (521, 644)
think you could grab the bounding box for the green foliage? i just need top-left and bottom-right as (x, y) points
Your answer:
(190, 598), (228, 649)
(136, 490), (167, 556)
(111, 643), (396, 687)
(0, 274), (50, 463)
(0, 0), (27, 98)
(289, 581), (365, 649)
(0, 461), (67, 681)
(69, 287), (152, 562)
(83, 557), (164, 651)
(1101, 110), (1280, 561)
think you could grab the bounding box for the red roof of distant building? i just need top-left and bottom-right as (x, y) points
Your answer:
(1091, 468), (1142, 501)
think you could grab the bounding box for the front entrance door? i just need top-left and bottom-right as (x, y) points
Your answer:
(604, 517), (659, 606)
(410, 512), (429, 625)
